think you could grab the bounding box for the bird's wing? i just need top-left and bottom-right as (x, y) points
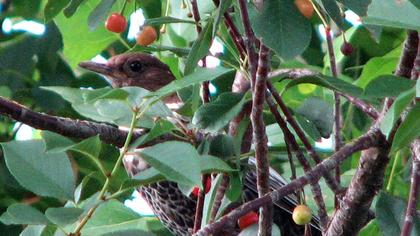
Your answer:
(244, 157), (321, 230)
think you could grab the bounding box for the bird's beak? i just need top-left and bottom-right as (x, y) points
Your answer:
(78, 61), (114, 76)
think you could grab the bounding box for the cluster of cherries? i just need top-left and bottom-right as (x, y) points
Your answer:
(105, 13), (157, 46)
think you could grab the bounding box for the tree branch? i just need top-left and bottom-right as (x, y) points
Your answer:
(252, 43), (272, 235)
(382, 30), (419, 111)
(212, 0), (246, 59)
(194, 129), (386, 236)
(268, 68), (379, 119)
(401, 139), (420, 236)
(325, 145), (390, 235)
(0, 97), (177, 147)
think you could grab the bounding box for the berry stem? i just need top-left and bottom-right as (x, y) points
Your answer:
(119, 0), (128, 15)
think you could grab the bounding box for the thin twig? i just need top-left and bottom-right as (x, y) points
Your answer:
(325, 26), (343, 209)
(267, 69), (379, 119)
(238, 0), (258, 86)
(73, 109), (139, 234)
(265, 92), (329, 229)
(266, 81), (344, 194)
(212, 0), (246, 59)
(193, 175), (209, 233)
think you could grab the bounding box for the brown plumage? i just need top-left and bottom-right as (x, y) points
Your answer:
(79, 53), (320, 236)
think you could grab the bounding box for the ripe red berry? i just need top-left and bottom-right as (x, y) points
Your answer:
(341, 42), (354, 56)
(136, 26), (158, 46)
(105, 13), (127, 33)
(292, 204), (312, 225)
(191, 177), (211, 197)
(238, 211), (259, 230)
(295, 0), (314, 19)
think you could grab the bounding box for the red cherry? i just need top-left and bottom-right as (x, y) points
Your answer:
(341, 42), (354, 56)
(238, 211), (259, 230)
(191, 177), (212, 197)
(191, 187), (200, 197)
(136, 26), (158, 46)
(105, 13), (127, 33)
(295, 0), (314, 19)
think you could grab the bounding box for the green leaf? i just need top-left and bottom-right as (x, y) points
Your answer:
(64, 0), (86, 17)
(356, 57), (399, 88)
(283, 74), (363, 97)
(248, 0), (312, 60)
(139, 141), (202, 188)
(42, 131), (74, 153)
(43, 86), (171, 128)
(380, 88), (415, 138)
(317, 0), (343, 28)
(70, 135), (102, 160)
(363, 0), (420, 31)
(266, 123), (286, 146)
(130, 119), (176, 148)
(137, 0), (162, 19)
(391, 103), (420, 153)
(20, 225), (53, 236)
(343, 0), (370, 16)
(44, 0), (69, 22)
(409, 0), (420, 9)
(54, 0), (118, 68)
(295, 113), (322, 141)
(0, 204), (49, 225)
(144, 16), (195, 26)
(45, 207), (83, 226)
(42, 132), (107, 175)
(152, 66), (233, 98)
(209, 134), (236, 158)
(296, 97), (333, 138)
(131, 44), (191, 57)
(131, 167), (165, 186)
(363, 75), (416, 98)
(88, 0), (117, 31)
(192, 92), (247, 132)
(200, 155), (234, 173)
(1, 140), (75, 200)
(184, 19), (214, 75)
(82, 200), (169, 235)
(213, 0), (233, 37)
(376, 192), (420, 236)
(359, 220), (381, 236)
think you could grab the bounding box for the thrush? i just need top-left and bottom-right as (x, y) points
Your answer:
(79, 52), (320, 236)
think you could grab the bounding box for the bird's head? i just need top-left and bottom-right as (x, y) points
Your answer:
(78, 52), (175, 91)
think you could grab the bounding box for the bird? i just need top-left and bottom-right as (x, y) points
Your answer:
(79, 52), (320, 236)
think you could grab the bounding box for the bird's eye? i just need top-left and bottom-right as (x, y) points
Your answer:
(129, 61), (143, 72)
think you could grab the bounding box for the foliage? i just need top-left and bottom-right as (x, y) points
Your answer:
(0, 0), (419, 235)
